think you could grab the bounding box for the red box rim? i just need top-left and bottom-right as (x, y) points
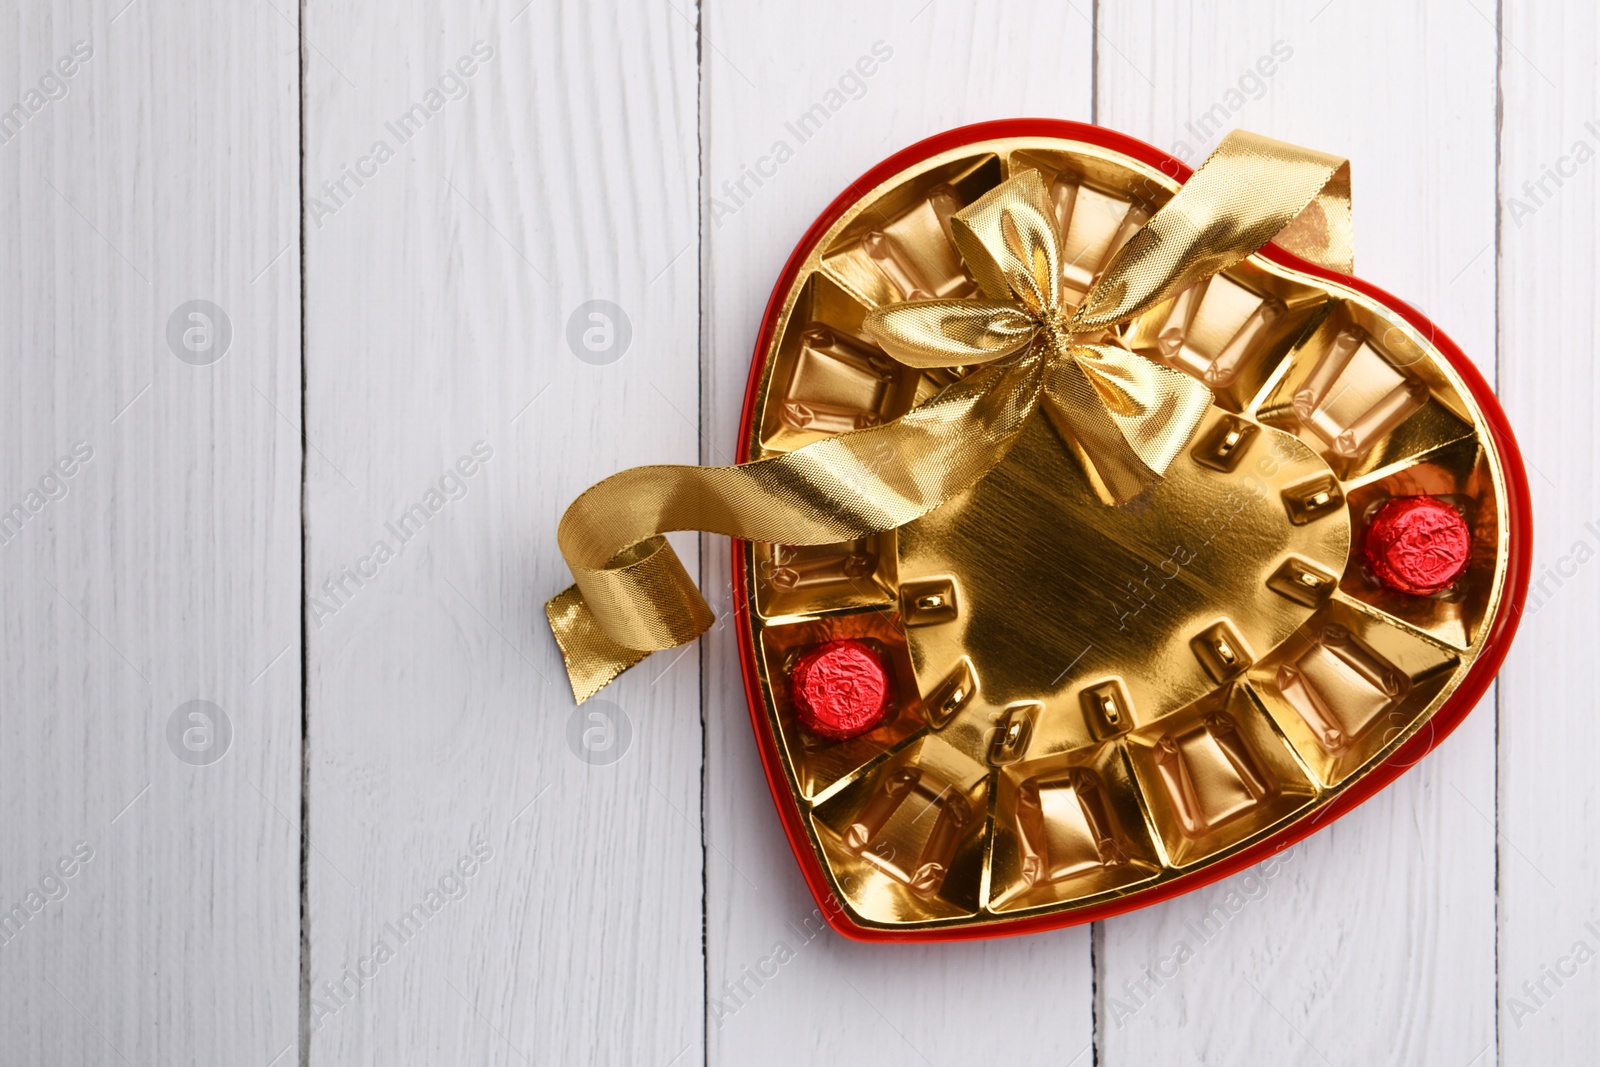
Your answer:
(730, 118), (1533, 943)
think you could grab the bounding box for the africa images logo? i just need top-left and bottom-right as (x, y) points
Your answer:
(0, 441), (93, 548)
(166, 300), (233, 366)
(565, 700), (632, 767)
(312, 442), (494, 626)
(565, 300), (632, 366)
(309, 41), (496, 228)
(166, 701), (233, 767)
(0, 40), (93, 147)
(709, 40), (894, 226)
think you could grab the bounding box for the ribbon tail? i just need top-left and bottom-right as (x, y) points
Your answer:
(1272, 165), (1354, 275)
(1072, 129), (1353, 332)
(546, 583), (656, 704)
(1041, 344), (1212, 505)
(547, 128), (1361, 702)
(546, 354), (1047, 702)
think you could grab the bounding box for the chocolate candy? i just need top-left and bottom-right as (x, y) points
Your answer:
(791, 639), (892, 740)
(1363, 495), (1470, 595)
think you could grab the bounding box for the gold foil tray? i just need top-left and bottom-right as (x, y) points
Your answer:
(739, 135), (1515, 934)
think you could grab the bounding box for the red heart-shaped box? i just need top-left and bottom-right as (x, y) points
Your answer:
(731, 120), (1530, 941)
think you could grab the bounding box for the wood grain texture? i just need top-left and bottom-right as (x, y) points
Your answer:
(1094, 2), (1502, 1064)
(300, 2), (703, 1064)
(1497, 2), (1600, 1062)
(0, 2), (302, 1064)
(699, 3), (1097, 1064)
(8, 0), (1594, 1063)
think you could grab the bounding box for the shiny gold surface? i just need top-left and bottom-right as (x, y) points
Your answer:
(547, 131), (1356, 702)
(741, 135), (1511, 932)
(894, 407), (1350, 747)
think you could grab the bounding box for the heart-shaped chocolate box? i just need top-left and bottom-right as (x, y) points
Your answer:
(732, 121), (1529, 941)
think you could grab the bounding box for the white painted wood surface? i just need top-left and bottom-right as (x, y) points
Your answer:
(1095, 4), (1502, 1065)
(0, 1), (303, 1064)
(1498, 2), (1600, 1062)
(2, 0), (1592, 1064)
(299, 2), (703, 1065)
(700, 7), (1096, 1065)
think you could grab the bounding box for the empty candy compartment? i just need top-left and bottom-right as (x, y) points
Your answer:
(757, 609), (926, 800)
(754, 534), (895, 618)
(1248, 599), (1460, 788)
(1048, 176), (1148, 304)
(1338, 437), (1500, 650)
(820, 153), (1001, 310)
(1125, 262), (1328, 412)
(1277, 625), (1409, 754)
(757, 273), (922, 455)
(861, 184), (978, 301)
(778, 326), (899, 434)
(1124, 684), (1318, 867)
(1008, 148), (1169, 303)
(1158, 274), (1282, 386)
(1296, 329), (1427, 457)
(1254, 300), (1476, 479)
(990, 742), (1161, 913)
(810, 735), (990, 922)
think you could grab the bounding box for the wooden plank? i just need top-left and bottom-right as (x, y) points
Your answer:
(1095, 1), (1501, 1063)
(300, 4), (704, 1064)
(0, 2), (301, 1064)
(13, 0), (1559, 1059)
(1497, 2), (1600, 1062)
(700, 4), (1096, 1064)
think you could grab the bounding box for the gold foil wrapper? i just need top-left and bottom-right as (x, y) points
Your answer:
(740, 136), (1514, 933)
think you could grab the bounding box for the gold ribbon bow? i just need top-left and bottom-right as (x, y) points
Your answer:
(547, 130), (1353, 702)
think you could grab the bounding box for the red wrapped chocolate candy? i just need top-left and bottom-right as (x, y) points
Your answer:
(791, 639), (892, 740)
(1363, 495), (1471, 595)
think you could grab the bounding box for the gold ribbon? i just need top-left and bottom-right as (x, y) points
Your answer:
(547, 130), (1353, 702)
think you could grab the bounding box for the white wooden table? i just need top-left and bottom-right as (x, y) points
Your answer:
(2, 1), (1593, 1063)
